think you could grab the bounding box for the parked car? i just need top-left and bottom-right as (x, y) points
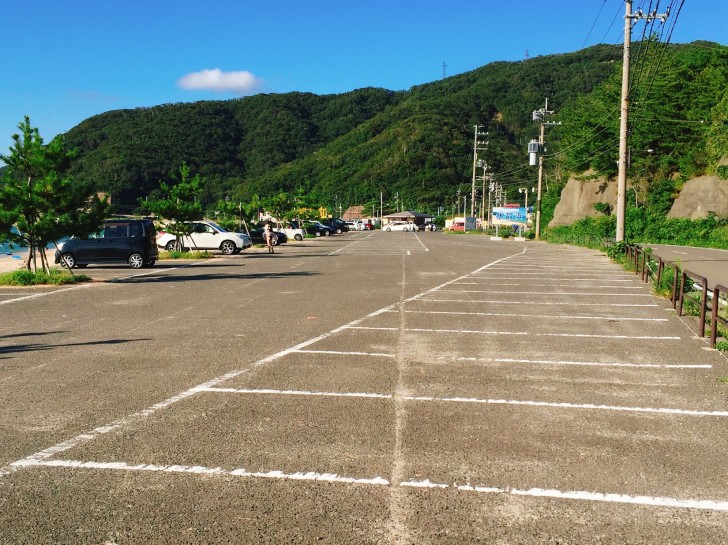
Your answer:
(321, 217), (348, 234)
(156, 221), (252, 254)
(448, 221), (465, 232)
(345, 220), (374, 231)
(54, 218), (159, 269)
(247, 225), (288, 245)
(384, 221), (417, 232)
(291, 220), (333, 237)
(271, 221), (305, 241)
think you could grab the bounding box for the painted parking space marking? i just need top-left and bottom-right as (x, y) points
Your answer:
(433, 289), (654, 297)
(472, 269), (635, 280)
(454, 356), (711, 369)
(389, 309), (668, 322)
(453, 282), (644, 287)
(14, 458), (390, 486)
(193, 386), (728, 417)
(294, 349), (396, 358)
(8, 243), (723, 520)
(0, 248), (526, 478)
(14, 458), (728, 511)
(414, 297), (660, 307)
(286, 349), (710, 370)
(345, 326), (681, 340)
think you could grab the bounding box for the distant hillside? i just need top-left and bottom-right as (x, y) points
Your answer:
(64, 41), (726, 220)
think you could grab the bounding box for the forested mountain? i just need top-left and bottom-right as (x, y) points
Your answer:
(63, 41), (727, 218)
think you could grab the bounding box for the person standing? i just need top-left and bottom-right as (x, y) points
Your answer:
(263, 224), (275, 254)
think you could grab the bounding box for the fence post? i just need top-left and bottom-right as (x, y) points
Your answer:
(672, 265), (680, 309)
(656, 257), (664, 287)
(698, 276), (708, 338)
(711, 285), (725, 349)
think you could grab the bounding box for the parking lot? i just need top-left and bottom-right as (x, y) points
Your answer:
(1, 231), (727, 543)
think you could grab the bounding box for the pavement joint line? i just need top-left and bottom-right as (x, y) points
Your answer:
(416, 298), (659, 307)
(345, 326), (682, 340)
(386, 309), (668, 322)
(193, 387), (728, 417)
(0, 246), (527, 480)
(15, 458), (728, 511)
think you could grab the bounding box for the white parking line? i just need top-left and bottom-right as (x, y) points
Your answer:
(453, 282), (643, 287)
(459, 357), (711, 369)
(434, 290), (654, 297)
(391, 309), (668, 322)
(193, 387), (728, 417)
(17, 458), (728, 511)
(295, 349), (396, 358)
(15, 458), (390, 486)
(286, 350), (711, 370)
(346, 326), (681, 340)
(416, 298), (659, 307)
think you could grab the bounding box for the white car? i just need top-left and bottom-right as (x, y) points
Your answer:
(384, 221), (417, 232)
(157, 221), (252, 254)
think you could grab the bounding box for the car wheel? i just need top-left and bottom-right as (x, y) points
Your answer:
(165, 240), (176, 251)
(324, 230), (330, 237)
(314, 231), (321, 237)
(386, 227), (392, 232)
(294, 234), (303, 241)
(61, 253), (76, 268)
(220, 240), (237, 255)
(335, 228), (342, 234)
(128, 253), (144, 269)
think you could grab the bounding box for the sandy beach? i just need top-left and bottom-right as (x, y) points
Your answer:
(0, 248), (56, 274)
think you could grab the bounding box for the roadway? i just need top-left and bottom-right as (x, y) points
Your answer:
(643, 244), (728, 289)
(1, 232), (727, 543)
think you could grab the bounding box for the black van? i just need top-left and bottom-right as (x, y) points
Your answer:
(55, 218), (159, 269)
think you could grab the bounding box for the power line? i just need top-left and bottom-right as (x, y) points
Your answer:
(582, 0), (610, 49)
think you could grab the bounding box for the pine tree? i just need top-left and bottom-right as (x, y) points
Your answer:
(0, 117), (110, 273)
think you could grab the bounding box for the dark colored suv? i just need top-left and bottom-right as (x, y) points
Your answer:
(321, 217), (349, 234)
(55, 218), (159, 269)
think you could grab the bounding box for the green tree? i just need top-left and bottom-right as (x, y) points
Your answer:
(139, 162), (203, 251)
(0, 117), (110, 273)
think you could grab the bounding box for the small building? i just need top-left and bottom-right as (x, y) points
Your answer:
(381, 210), (433, 228)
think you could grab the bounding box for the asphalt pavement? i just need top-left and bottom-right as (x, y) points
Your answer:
(1, 233), (727, 544)
(643, 244), (728, 289)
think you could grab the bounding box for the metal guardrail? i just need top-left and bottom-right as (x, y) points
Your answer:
(626, 244), (726, 349)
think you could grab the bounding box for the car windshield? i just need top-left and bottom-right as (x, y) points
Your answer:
(206, 221), (227, 232)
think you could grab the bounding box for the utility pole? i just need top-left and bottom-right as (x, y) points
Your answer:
(471, 126), (488, 217)
(529, 98), (561, 240)
(616, 1), (670, 242)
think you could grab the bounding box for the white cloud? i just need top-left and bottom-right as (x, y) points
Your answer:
(177, 69), (263, 95)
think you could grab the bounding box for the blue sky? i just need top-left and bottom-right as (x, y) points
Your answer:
(2, 0), (726, 157)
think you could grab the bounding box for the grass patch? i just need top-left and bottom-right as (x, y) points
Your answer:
(717, 375), (728, 383)
(0, 269), (91, 286)
(160, 250), (214, 259)
(716, 341), (728, 353)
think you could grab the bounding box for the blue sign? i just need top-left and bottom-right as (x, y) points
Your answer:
(492, 207), (528, 225)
